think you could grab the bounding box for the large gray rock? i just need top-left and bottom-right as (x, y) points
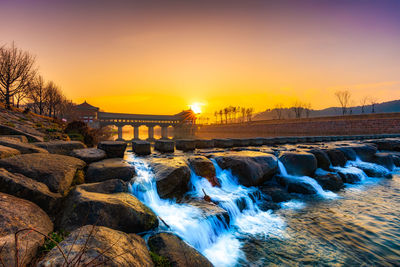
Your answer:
(98, 140), (127, 158)
(0, 193), (53, 267)
(0, 144), (20, 158)
(0, 124), (44, 142)
(336, 147), (357, 161)
(306, 149), (331, 171)
(279, 151), (317, 177)
(77, 179), (129, 194)
(0, 137), (48, 154)
(148, 233), (213, 267)
(213, 151), (278, 186)
(368, 139), (400, 151)
(187, 156), (218, 186)
(314, 172), (344, 191)
(147, 157), (191, 199)
(154, 140), (175, 153)
(132, 140), (152, 155)
(371, 153), (395, 171)
(324, 148), (347, 167)
(37, 225), (153, 267)
(351, 144), (378, 161)
(86, 158), (136, 183)
(277, 175), (317, 194)
(70, 147), (107, 163)
(59, 185), (158, 233)
(0, 168), (62, 214)
(195, 139), (214, 149)
(259, 185), (291, 203)
(185, 199), (229, 224)
(213, 138), (234, 148)
(175, 139), (196, 151)
(35, 140), (86, 155)
(0, 135), (28, 143)
(0, 153), (85, 195)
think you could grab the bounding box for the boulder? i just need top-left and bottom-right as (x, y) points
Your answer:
(0, 144), (20, 158)
(0, 193), (53, 267)
(147, 157), (191, 199)
(325, 148), (347, 167)
(279, 151), (317, 177)
(154, 140), (175, 153)
(314, 172), (344, 191)
(59, 185), (158, 233)
(0, 135), (28, 143)
(213, 138), (234, 148)
(86, 158), (136, 183)
(336, 147), (357, 161)
(249, 138), (265, 146)
(392, 155), (400, 167)
(336, 170), (362, 184)
(185, 199), (229, 224)
(187, 156), (218, 186)
(0, 137), (48, 154)
(307, 149), (331, 170)
(232, 138), (251, 147)
(368, 139), (400, 151)
(37, 225), (153, 267)
(259, 185), (291, 203)
(213, 151), (278, 186)
(132, 140), (152, 155)
(148, 233), (213, 267)
(277, 176), (317, 194)
(97, 141), (127, 158)
(0, 124), (44, 142)
(371, 153), (395, 171)
(175, 139), (196, 151)
(70, 147), (107, 163)
(77, 179), (129, 194)
(0, 168), (62, 214)
(195, 139), (214, 149)
(351, 144), (377, 161)
(353, 162), (392, 178)
(35, 140), (86, 155)
(0, 153), (85, 195)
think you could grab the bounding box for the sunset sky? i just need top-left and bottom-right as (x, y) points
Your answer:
(1, 0), (399, 116)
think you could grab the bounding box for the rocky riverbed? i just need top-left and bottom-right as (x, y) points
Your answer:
(1, 130), (400, 266)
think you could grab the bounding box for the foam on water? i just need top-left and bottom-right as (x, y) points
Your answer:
(128, 156), (285, 267)
(278, 161), (337, 199)
(280, 199), (306, 210)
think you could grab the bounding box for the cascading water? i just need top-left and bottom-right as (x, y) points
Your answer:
(128, 155), (285, 267)
(277, 160), (337, 199)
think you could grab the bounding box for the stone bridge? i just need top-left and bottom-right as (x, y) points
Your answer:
(97, 112), (183, 141)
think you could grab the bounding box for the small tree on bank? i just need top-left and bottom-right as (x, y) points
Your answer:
(335, 90), (351, 115)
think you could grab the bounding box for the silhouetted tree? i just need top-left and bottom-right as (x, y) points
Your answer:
(369, 97), (378, 113)
(360, 96), (369, 114)
(0, 42), (36, 109)
(335, 90), (351, 115)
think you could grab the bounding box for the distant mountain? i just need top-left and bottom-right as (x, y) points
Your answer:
(253, 99), (400, 121)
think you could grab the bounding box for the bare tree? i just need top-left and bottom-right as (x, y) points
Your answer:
(246, 108), (254, 122)
(369, 97), (378, 113)
(241, 107), (246, 122)
(304, 103), (312, 118)
(273, 103), (284, 120)
(45, 81), (63, 117)
(28, 75), (47, 114)
(360, 96), (369, 114)
(335, 90), (351, 115)
(0, 42), (36, 109)
(292, 101), (305, 118)
(219, 110), (223, 124)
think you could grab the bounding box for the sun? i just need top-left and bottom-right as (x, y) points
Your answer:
(189, 103), (203, 114)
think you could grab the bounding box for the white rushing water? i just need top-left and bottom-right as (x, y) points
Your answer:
(128, 156), (285, 267)
(277, 161), (337, 199)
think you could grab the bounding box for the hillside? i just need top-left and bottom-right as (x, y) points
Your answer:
(0, 104), (68, 141)
(253, 99), (400, 120)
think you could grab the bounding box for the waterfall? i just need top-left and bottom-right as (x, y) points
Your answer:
(278, 160), (337, 199)
(128, 155), (285, 267)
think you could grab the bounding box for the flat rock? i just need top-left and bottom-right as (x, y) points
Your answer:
(195, 139), (214, 149)
(0, 153), (85, 195)
(0, 124), (44, 142)
(70, 147), (107, 163)
(0, 144), (20, 158)
(0, 137), (48, 154)
(185, 199), (229, 224)
(59, 185), (158, 233)
(148, 232), (213, 267)
(77, 179), (129, 194)
(98, 141), (127, 158)
(0, 193), (53, 266)
(35, 140), (86, 155)
(154, 140), (175, 153)
(351, 144), (378, 161)
(213, 151), (278, 186)
(371, 153), (395, 171)
(279, 151), (317, 176)
(306, 149), (331, 171)
(277, 175), (317, 194)
(314, 172), (344, 191)
(259, 185), (291, 203)
(147, 157), (191, 199)
(132, 140), (152, 155)
(0, 135), (28, 143)
(0, 168), (62, 214)
(86, 158), (136, 183)
(37, 225), (153, 267)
